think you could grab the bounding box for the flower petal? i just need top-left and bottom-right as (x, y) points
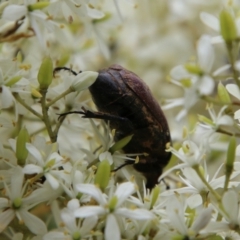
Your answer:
(2, 5), (27, 21)
(81, 216), (98, 235)
(1, 86), (14, 108)
(61, 208), (76, 232)
(19, 209), (47, 235)
(116, 208), (154, 220)
(115, 182), (136, 207)
(222, 190), (238, 223)
(67, 199), (80, 211)
(23, 164), (43, 174)
(105, 214), (120, 240)
(74, 206), (105, 218)
(200, 12), (220, 32)
(26, 143), (44, 165)
(197, 35), (214, 73)
(234, 109), (240, 120)
(86, 4), (105, 19)
(10, 166), (24, 199)
(76, 184), (107, 205)
(191, 207), (212, 233)
(0, 209), (15, 233)
(45, 173), (60, 189)
(226, 84), (240, 100)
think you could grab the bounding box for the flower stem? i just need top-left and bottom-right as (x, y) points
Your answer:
(201, 95), (240, 106)
(193, 165), (221, 202)
(40, 89), (56, 142)
(226, 42), (240, 88)
(46, 87), (74, 108)
(216, 127), (240, 137)
(13, 93), (43, 120)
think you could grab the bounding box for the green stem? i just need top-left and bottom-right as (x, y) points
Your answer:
(13, 93), (43, 120)
(194, 167), (228, 219)
(226, 42), (240, 88)
(193, 165), (221, 202)
(216, 127), (240, 138)
(201, 95), (240, 106)
(223, 166), (232, 192)
(46, 87), (74, 108)
(40, 89), (56, 142)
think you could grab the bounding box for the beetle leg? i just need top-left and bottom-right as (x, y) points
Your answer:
(112, 160), (134, 172)
(53, 67), (82, 77)
(58, 107), (131, 123)
(80, 107), (129, 122)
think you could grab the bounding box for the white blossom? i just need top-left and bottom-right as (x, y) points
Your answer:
(0, 166), (47, 234)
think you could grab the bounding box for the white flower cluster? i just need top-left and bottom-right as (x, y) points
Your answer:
(2, 0), (240, 240)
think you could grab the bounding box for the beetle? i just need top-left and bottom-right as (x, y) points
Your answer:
(58, 64), (171, 189)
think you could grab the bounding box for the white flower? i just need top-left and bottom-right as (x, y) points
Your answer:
(0, 166), (47, 234)
(163, 35), (215, 120)
(159, 140), (206, 181)
(198, 105), (234, 131)
(23, 141), (70, 189)
(74, 182), (154, 240)
(161, 165), (240, 208)
(200, 7), (240, 44)
(0, 59), (30, 120)
(165, 195), (212, 238)
(43, 199), (97, 240)
(204, 190), (240, 236)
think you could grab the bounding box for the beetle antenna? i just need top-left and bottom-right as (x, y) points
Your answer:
(53, 67), (82, 76)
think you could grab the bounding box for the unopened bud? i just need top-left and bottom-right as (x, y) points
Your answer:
(38, 57), (53, 90)
(16, 127), (30, 166)
(94, 159), (110, 191)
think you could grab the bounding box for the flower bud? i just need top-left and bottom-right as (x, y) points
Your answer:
(28, 2), (49, 11)
(38, 57), (53, 90)
(198, 115), (214, 126)
(226, 136), (236, 170)
(218, 82), (231, 104)
(71, 71), (98, 92)
(220, 9), (237, 42)
(94, 159), (110, 191)
(5, 76), (22, 87)
(109, 134), (133, 154)
(16, 127), (30, 166)
(31, 87), (42, 98)
(150, 186), (160, 209)
(184, 64), (203, 75)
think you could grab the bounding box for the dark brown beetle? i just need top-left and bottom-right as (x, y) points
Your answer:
(58, 64), (171, 189)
